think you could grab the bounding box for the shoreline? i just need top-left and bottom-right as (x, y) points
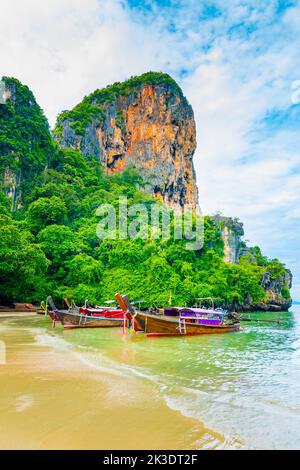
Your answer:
(0, 311), (37, 318)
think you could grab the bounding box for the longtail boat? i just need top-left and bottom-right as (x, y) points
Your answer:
(59, 310), (124, 329)
(115, 293), (240, 337)
(45, 296), (124, 329)
(45, 296), (64, 324)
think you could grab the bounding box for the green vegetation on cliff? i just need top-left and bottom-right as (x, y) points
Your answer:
(0, 77), (54, 207)
(55, 72), (187, 137)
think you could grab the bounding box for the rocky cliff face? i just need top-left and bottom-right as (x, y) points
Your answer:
(257, 269), (293, 312)
(212, 215), (292, 311)
(212, 215), (244, 263)
(54, 72), (198, 210)
(0, 77), (53, 209)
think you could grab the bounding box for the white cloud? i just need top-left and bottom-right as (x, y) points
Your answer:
(1, 0), (300, 297)
(0, 0), (178, 124)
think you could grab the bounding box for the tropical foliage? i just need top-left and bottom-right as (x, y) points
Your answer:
(0, 149), (289, 306)
(0, 77), (54, 206)
(0, 76), (290, 307)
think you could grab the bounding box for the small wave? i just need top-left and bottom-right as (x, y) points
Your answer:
(160, 382), (300, 449)
(15, 394), (34, 412)
(162, 388), (248, 449)
(32, 328), (163, 382)
(33, 330), (72, 350)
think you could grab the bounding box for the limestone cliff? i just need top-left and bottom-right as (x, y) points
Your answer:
(212, 215), (292, 311)
(213, 214), (244, 263)
(0, 77), (53, 209)
(54, 72), (198, 210)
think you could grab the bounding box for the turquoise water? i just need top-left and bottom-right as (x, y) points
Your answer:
(2, 306), (300, 449)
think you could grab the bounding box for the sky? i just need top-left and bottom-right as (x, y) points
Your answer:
(1, 0), (300, 298)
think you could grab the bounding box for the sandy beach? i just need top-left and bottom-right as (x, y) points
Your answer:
(0, 313), (222, 450)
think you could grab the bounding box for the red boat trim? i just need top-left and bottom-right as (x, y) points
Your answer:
(146, 333), (198, 338)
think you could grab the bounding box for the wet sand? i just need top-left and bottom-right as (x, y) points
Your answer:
(0, 313), (222, 449)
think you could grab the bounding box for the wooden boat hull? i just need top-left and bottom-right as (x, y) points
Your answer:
(129, 312), (240, 336)
(48, 309), (78, 323)
(48, 310), (64, 322)
(60, 311), (124, 329)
